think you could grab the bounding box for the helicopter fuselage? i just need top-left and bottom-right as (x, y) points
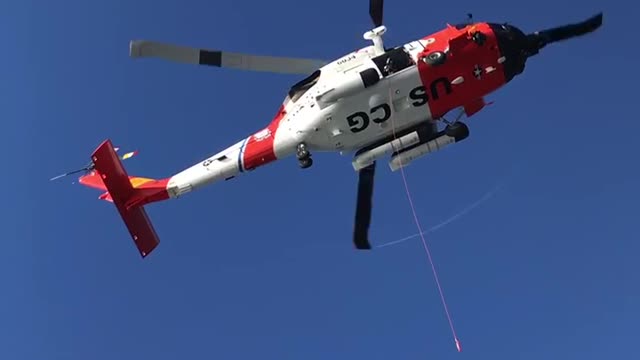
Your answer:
(166, 22), (512, 196)
(73, 6), (602, 258)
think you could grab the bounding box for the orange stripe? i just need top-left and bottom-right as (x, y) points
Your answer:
(130, 177), (154, 188)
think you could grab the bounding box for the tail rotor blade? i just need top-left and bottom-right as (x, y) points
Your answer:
(353, 162), (376, 249)
(49, 173), (71, 181)
(51, 147), (138, 182)
(49, 167), (90, 181)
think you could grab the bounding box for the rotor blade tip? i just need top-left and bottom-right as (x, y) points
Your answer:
(595, 12), (603, 24)
(589, 12), (603, 23)
(129, 40), (143, 57)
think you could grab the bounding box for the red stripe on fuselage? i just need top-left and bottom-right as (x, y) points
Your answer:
(242, 105), (287, 171)
(417, 23), (507, 118)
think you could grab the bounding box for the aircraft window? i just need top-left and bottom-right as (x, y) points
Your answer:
(371, 47), (414, 77)
(287, 70), (321, 103)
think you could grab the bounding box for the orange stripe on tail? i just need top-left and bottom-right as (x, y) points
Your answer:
(79, 172), (160, 197)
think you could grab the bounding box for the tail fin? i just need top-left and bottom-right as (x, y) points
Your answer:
(82, 139), (170, 258)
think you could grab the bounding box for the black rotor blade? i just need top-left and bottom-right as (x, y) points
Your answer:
(528, 12), (603, 51)
(49, 167), (90, 181)
(369, 0), (384, 27)
(353, 162), (376, 249)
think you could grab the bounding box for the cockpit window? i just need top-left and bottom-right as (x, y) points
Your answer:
(287, 70), (321, 103)
(371, 47), (415, 77)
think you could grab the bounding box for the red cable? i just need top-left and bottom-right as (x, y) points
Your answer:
(387, 88), (462, 352)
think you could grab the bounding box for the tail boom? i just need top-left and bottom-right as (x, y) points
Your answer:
(81, 107), (294, 257)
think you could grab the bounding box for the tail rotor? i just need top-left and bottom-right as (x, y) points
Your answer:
(49, 147), (138, 182)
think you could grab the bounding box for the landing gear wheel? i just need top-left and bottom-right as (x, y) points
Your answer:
(296, 143), (313, 169)
(423, 51), (447, 66)
(297, 149), (309, 159)
(445, 122), (470, 141)
(296, 143), (309, 157)
(299, 157), (313, 169)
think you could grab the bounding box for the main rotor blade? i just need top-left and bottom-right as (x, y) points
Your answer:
(129, 40), (327, 75)
(536, 12), (602, 43)
(527, 12), (603, 53)
(353, 162), (376, 249)
(369, 0), (384, 27)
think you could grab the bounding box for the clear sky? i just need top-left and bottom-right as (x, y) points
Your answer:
(3, 0), (638, 359)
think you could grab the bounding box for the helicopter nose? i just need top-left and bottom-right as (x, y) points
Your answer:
(487, 23), (529, 82)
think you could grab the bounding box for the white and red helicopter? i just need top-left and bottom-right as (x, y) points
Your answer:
(57, 1), (603, 258)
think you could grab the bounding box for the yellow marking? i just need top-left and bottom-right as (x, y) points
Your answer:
(121, 151), (136, 160)
(130, 177), (154, 188)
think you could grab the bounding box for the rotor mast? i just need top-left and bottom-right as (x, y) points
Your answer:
(363, 26), (387, 55)
(365, 0), (386, 55)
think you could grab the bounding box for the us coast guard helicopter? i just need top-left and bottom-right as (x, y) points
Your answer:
(69, 1), (603, 257)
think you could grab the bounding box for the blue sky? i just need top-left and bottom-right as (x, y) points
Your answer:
(3, 0), (638, 358)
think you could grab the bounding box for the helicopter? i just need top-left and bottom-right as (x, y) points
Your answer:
(64, 0), (603, 258)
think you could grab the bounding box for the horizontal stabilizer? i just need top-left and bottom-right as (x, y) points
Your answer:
(90, 139), (163, 258)
(99, 191), (113, 202)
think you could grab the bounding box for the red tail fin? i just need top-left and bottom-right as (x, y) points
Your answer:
(86, 139), (170, 258)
